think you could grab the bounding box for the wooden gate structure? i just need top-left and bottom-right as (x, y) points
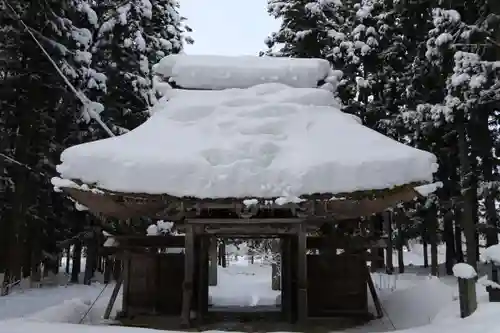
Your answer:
(99, 201), (400, 328)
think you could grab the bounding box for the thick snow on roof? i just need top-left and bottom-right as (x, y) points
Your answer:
(153, 54), (337, 90)
(56, 82), (437, 198)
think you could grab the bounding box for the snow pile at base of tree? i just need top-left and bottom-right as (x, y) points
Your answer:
(452, 263), (477, 279)
(56, 81), (437, 198)
(153, 54), (338, 89)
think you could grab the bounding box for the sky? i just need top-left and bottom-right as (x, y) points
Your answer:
(179, 0), (281, 56)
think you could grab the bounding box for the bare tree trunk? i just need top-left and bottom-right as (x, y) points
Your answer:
(71, 242), (82, 283)
(422, 220), (429, 268)
(457, 109), (478, 270)
(454, 210), (465, 262)
(65, 246), (71, 274)
(396, 210), (405, 273)
(428, 206), (439, 276)
(444, 210), (456, 275)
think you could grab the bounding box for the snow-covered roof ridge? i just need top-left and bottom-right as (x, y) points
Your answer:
(55, 79), (438, 199)
(153, 54), (341, 90)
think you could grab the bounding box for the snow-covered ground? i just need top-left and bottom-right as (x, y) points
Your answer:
(1, 246), (499, 333)
(209, 257), (280, 307)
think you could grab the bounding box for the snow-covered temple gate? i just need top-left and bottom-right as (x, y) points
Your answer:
(52, 54), (439, 329)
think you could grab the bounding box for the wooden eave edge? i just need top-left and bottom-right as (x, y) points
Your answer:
(51, 176), (443, 220)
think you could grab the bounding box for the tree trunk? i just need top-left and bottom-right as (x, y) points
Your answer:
(65, 246), (71, 274)
(428, 206), (439, 276)
(396, 210), (405, 273)
(444, 210), (456, 275)
(454, 209), (464, 262)
(384, 211), (394, 274)
(71, 242), (82, 283)
(476, 112), (498, 247)
(422, 220), (429, 268)
(456, 109), (478, 270)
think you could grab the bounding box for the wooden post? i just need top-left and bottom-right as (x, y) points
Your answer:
(396, 210), (405, 273)
(384, 211), (394, 274)
(297, 223), (308, 324)
(122, 251), (130, 317)
(181, 225), (195, 327)
(209, 237), (217, 286)
(281, 236), (293, 323)
(271, 239), (281, 290)
(103, 257), (111, 284)
(458, 277), (477, 318)
(369, 215), (385, 272)
(197, 236), (209, 325)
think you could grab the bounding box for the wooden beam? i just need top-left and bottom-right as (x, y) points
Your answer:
(201, 227), (298, 235)
(115, 235), (185, 248)
(310, 185), (420, 219)
(187, 218), (303, 224)
(104, 275), (123, 319)
(62, 184), (421, 221)
(306, 235), (388, 250)
(181, 225), (195, 327)
(297, 223), (308, 323)
(366, 265), (383, 318)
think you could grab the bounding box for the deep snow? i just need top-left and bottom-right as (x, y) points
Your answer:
(55, 81), (437, 199)
(1, 246), (500, 333)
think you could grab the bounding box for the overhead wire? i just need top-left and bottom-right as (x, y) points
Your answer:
(0, 0), (119, 183)
(1, 0), (115, 137)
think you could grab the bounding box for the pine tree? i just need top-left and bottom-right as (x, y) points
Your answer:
(92, 0), (192, 136)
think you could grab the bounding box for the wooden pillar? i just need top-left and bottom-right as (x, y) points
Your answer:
(396, 210), (405, 273)
(209, 237), (217, 286)
(384, 211), (394, 274)
(271, 239), (281, 290)
(122, 251), (130, 317)
(297, 223), (308, 323)
(281, 236), (292, 322)
(370, 215), (384, 272)
(181, 225), (195, 327)
(197, 235), (209, 325)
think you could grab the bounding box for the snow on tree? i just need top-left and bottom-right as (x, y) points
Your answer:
(264, 0), (339, 59)
(92, 0), (193, 135)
